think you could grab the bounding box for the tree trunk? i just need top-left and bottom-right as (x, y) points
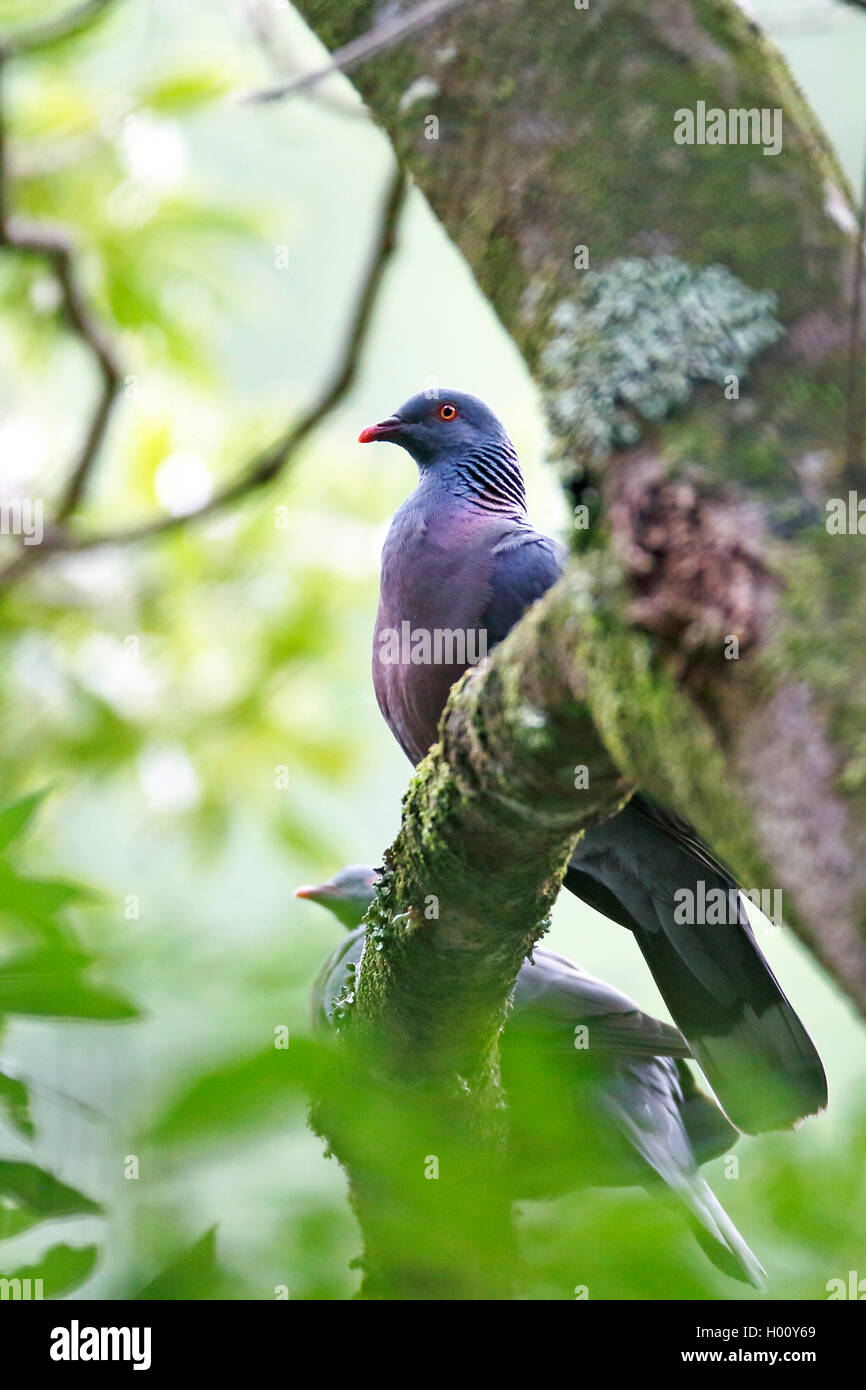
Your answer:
(292, 0), (866, 1295)
(297, 0), (866, 1004)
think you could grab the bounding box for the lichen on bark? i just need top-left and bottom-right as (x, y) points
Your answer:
(541, 255), (783, 471)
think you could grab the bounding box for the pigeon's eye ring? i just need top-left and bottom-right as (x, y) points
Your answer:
(439, 403), (458, 421)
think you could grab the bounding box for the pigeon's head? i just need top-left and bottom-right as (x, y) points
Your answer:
(358, 389), (510, 467)
(294, 863), (379, 930)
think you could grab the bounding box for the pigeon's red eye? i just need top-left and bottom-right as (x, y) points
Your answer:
(439, 404), (458, 421)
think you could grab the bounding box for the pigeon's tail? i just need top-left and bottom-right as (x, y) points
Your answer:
(566, 798), (828, 1135)
(627, 904), (826, 1135)
(681, 1178), (767, 1289)
(598, 1060), (765, 1289)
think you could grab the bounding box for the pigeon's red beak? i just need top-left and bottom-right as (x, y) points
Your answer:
(358, 415), (403, 444)
(294, 883), (332, 901)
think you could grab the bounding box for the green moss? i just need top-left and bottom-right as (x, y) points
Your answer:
(771, 530), (866, 815)
(579, 588), (770, 884)
(478, 227), (525, 330)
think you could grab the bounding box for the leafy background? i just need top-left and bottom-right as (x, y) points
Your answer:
(1, 0), (866, 1300)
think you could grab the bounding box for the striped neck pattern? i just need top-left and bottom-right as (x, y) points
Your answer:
(444, 437), (527, 515)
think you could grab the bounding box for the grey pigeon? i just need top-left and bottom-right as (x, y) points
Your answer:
(297, 866), (766, 1287)
(360, 389), (827, 1136)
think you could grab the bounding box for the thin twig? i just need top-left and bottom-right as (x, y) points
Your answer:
(2, 219), (123, 520)
(237, 0), (474, 106)
(0, 166), (407, 572)
(0, 1), (406, 587)
(0, 0), (124, 564)
(240, 0), (364, 121)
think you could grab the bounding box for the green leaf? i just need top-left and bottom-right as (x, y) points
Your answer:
(0, 790), (49, 854)
(0, 1160), (101, 1241)
(2, 1243), (99, 1299)
(149, 1040), (324, 1150)
(137, 68), (234, 113)
(136, 1228), (217, 1300)
(0, 1070), (34, 1139)
(0, 950), (138, 1020)
(0, 860), (99, 930)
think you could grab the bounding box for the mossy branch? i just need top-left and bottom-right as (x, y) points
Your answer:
(318, 565), (629, 1297)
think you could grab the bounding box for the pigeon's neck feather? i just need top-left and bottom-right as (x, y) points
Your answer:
(418, 438), (527, 517)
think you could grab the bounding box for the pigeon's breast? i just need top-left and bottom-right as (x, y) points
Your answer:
(372, 501), (497, 764)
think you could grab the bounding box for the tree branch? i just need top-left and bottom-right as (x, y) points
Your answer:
(321, 564), (630, 1297)
(0, 164), (407, 582)
(0, 218), (124, 521)
(0, 0), (125, 575)
(237, 0), (474, 106)
(240, 0), (366, 120)
(844, 147), (866, 475)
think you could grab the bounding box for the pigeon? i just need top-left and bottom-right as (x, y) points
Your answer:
(359, 388), (827, 1136)
(296, 866), (766, 1287)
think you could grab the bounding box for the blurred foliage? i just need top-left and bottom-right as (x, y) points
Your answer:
(0, 0), (376, 852)
(135, 1227), (255, 1299)
(0, 0), (398, 1303)
(142, 1003), (866, 1300)
(0, 0), (865, 1302)
(0, 792), (134, 1293)
(5, 1243), (100, 1298)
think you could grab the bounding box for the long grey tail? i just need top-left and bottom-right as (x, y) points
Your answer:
(681, 1178), (767, 1289)
(597, 1062), (766, 1288)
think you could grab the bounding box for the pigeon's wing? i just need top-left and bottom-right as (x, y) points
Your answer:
(675, 1059), (740, 1164)
(481, 526), (565, 648)
(513, 948), (691, 1059)
(310, 928), (365, 1030)
(564, 794), (744, 935)
(567, 793), (828, 1134)
(629, 793), (741, 881)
